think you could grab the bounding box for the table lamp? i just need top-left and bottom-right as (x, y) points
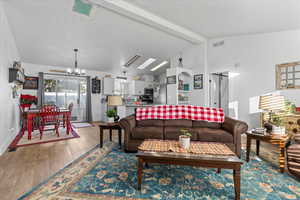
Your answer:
(259, 94), (285, 132)
(107, 95), (123, 122)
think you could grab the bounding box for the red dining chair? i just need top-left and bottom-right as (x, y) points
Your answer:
(68, 102), (74, 120)
(19, 105), (40, 136)
(39, 105), (60, 139)
(60, 102), (74, 129)
(19, 105), (27, 136)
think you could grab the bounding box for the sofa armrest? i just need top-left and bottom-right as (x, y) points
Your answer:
(119, 114), (136, 130)
(119, 114), (136, 150)
(222, 116), (248, 157)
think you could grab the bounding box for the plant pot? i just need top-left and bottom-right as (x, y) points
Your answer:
(179, 135), (190, 149)
(107, 117), (114, 123)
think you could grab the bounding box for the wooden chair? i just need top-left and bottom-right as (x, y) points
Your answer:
(19, 105), (27, 136)
(68, 102), (74, 119)
(19, 105), (40, 137)
(39, 105), (60, 139)
(286, 134), (300, 178)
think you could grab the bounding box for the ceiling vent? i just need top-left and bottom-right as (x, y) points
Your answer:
(213, 40), (225, 47)
(124, 55), (141, 67)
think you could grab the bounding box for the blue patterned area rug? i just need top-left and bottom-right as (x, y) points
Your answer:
(19, 142), (300, 200)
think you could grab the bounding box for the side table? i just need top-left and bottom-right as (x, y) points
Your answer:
(245, 131), (291, 173)
(99, 122), (122, 148)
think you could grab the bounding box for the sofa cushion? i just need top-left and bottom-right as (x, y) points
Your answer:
(193, 121), (221, 129)
(164, 119), (192, 127)
(136, 119), (164, 127)
(164, 127), (197, 140)
(131, 127), (163, 140)
(194, 128), (233, 143)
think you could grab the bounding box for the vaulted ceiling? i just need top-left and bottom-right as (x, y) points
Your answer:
(126, 0), (300, 38)
(3, 0), (300, 75)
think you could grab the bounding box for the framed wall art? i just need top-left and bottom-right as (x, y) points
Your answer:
(23, 76), (39, 90)
(92, 78), (101, 93)
(194, 74), (203, 89)
(167, 75), (176, 84)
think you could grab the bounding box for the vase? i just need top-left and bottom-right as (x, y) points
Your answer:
(107, 117), (114, 123)
(179, 135), (190, 149)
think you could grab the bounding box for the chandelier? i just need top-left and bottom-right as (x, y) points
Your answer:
(67, 49), (86, 75)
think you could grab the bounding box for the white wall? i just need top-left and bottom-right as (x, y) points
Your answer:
(0, 1), (20, 154)
(170, 44), (208, 106)
(208, 29), (300, 128)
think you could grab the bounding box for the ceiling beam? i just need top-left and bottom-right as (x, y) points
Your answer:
(87, 0), (206, 44)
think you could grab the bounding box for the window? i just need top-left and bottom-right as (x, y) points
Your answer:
(276, 62), (300, 89)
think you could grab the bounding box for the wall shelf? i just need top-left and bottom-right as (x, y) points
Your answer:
(167, 67), (193, 105)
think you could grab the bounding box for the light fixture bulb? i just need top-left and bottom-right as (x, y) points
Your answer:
(67, 68), (72, 73)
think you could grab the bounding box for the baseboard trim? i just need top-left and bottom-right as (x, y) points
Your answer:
(0, 130), (18, 155)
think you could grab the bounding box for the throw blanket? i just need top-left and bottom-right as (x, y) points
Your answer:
(136, 105), (225, 123)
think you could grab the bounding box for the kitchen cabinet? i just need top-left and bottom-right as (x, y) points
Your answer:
(115, 79), (129, 95)
(129, 80), (145, 95)
(103, 77), (115, 95)
(103, 78), (154, 96)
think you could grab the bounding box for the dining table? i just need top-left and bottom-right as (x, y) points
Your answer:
(26, 108), (71, 140)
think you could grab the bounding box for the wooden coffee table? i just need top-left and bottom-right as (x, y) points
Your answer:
(136, 141), (243, 200)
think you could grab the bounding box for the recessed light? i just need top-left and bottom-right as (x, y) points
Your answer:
(137, 58), (156, 69)
(151, 61), (168, 71)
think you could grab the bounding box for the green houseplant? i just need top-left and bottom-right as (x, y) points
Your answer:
(179, 129), (192, 149)
(268, 99), (296, 134)
(106, 109), (117, 123)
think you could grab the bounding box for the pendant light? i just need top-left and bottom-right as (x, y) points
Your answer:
(67, 49), (86, 75)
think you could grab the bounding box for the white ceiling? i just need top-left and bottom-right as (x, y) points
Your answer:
(3, 0), (300, 74)
(124, 0), (300, 38)
(2, 0), (192, 74)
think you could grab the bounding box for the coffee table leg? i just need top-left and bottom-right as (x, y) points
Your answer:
(233, 168), (241, 200)
(246, 136), (251, 162)
(109, 128), (112, 141)
(137, 158), (143, 190)
(118, 128), (122, 148)
(100, 127), (103, 148)
(256, 140), (260, 156)
(217, 168), (221, 173)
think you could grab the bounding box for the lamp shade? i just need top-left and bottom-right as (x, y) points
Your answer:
(107, 96), (123, 106)
(259, 95), (285, 111)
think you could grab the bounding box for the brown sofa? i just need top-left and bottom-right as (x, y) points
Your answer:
(119, 115), (248, 157)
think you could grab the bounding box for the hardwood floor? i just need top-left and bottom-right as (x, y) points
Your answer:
(0, 123), (119, 200)
(0, 126), (284, 200)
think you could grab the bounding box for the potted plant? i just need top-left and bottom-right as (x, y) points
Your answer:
(106, 109), (117, 123)
(270, 113), (286, 135)
(179, 129), (192, 149)
(20, 94), (38, 111)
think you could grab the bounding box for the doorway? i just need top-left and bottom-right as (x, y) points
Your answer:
(42, 74), (89, 122)
(209, 72), (229, 115)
